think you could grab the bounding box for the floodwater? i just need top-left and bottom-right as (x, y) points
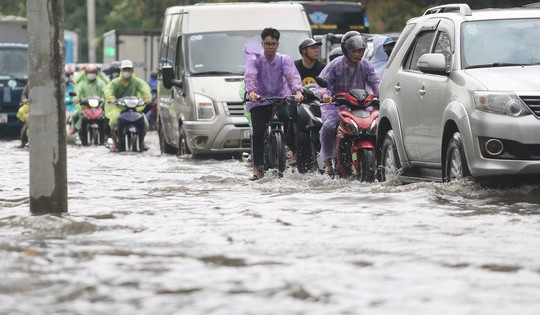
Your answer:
(1, 131), (540, 315)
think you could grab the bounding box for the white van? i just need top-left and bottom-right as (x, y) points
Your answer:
(158, 2), (312, 156)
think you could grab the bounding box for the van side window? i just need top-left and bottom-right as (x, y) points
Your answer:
(404, 30), (436, 71)
(175, 36), (184, 78)
(434, 31), (452, 71)
(159, 15), (172, 66)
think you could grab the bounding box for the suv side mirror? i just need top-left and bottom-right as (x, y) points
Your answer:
(417, 53), (448, 75)
(162, 65), (183, 89)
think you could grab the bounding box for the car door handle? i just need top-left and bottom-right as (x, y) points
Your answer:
(394, 83), (401, 92)
(418, 87), (426, 96)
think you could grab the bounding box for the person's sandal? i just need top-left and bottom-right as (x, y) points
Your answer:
(248, 174), (260, 181)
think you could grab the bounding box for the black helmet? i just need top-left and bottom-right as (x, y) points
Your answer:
(340, 31), (367, 56)
(329, 47), (343, 61)
(109, 60), (121, 71)
(298, 38), (322, 54)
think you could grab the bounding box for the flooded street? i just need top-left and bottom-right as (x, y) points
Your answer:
(1, 131), (540, 314)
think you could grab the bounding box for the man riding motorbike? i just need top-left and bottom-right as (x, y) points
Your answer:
(317, 31), (380, 175)
(71, 64), (107, 135)
(104, 59), (152, 152)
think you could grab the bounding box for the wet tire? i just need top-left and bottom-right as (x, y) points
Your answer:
(337, 138), (352, 178)
(79, 126), (88, 146)
(159, 119), (176, 154)
(444, 132), (470, 182)
(130, 132), (140, 152)
(117, 133), (126, 152)
(296, 130), (314, 174)
(178, 125), (191, 156)
(379, 130), (401, 182)
(357, 149), (377, 182)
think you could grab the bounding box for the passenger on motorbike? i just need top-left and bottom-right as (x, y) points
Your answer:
(71, 64), (107, 134)
(369, 35), (395, 77)
(104, 59), (152, 152)
(317, 31), (380, 175)
(289, 38), (327, 164)
(73, 64), (110, 85)
(295, 38), (325, 86)
(16, 84), (30, 148)
(244, 27), (303, 180)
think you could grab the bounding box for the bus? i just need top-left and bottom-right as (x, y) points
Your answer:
(296, 1), (370, 35)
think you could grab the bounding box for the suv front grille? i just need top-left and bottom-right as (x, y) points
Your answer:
(225, 102), (244, 116)
(520, 96), (540, 117)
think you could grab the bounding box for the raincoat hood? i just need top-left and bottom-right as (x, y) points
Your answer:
(370, 35), (393, 76)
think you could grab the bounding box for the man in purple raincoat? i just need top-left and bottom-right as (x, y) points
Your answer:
(245, 27), (304, 181)
(318, 31), (381, 175)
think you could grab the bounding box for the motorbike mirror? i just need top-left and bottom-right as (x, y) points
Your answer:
(302, 86), (317, 100)
(350, 89), (367, 102)
(162, 65), (183, 89)
(314, 77), (328, 88)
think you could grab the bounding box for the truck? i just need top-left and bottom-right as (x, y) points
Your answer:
(0, 16), (29, 134)
(102, 29), (160, 81)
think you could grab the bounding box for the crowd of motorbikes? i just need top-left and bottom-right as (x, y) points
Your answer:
(16, 64), (152, 153)
(16, 65), (379, 180)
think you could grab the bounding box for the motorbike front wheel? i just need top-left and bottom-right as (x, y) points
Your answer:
(295, 130), (315, 174)
(265, 130), (285, 176)
(129, 132), (140, 152)
(356, 148), (377, 182)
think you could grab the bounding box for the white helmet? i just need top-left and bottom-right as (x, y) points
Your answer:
(120, 59), (134, 69)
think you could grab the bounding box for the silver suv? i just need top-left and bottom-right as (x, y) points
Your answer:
(377, 4), (540, 182)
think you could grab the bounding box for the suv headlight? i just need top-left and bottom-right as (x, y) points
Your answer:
(194, 93), (215, 120)
(473, 92), (531, 117)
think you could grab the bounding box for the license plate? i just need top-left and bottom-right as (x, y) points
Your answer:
(0, 113), (7, 123)
(242, 129), (251, 139)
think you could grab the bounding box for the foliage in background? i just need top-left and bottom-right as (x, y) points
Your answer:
(1, 0), (538, 62)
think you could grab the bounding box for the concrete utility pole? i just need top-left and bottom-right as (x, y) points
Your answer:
(87, 0), (96, 63)
(27, 0), (67, 214)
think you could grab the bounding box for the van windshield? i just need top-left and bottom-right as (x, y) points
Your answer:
(0, 47), (28, 80)
(463, 18), (540, 69)
(186, 31), (310, 76)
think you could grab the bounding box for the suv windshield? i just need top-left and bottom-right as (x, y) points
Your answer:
(0, 47), (28, 79)
(462, 18), (540, 69)
(186, 31), (309, 76)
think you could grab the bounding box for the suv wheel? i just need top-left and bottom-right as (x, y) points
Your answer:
(380, 130), (401, 182)
(444, 132), (470, 182)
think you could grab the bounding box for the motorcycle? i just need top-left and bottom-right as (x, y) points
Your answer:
(334, 89), (380, 182)
(116, 96), (146, 152)
(295, 84), (324, 174)
(16, 100), (29, 148)
(65, 91), (79, 144)
(79, 96), (106, 146)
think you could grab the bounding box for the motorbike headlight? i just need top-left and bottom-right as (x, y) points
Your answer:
(473, 91), (531, 117)
(88, 98), (99, 108)
(194, 93), (215, 120)
(124, 99), (139, 109)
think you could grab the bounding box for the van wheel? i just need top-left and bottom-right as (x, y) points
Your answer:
(379, 130), (401, 182)
(159, 119), (176, 154)
(444, 132), (470, 182)
(178, 126), (191, 156)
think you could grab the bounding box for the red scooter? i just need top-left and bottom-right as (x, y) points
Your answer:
(334, 89), (379, 182)
(79, 96), (106, 146)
